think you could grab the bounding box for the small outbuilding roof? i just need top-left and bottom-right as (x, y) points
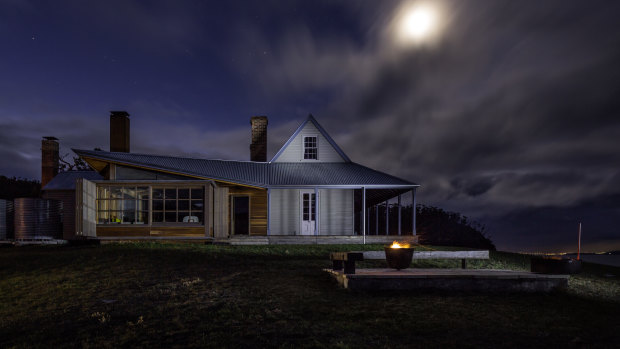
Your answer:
(73, 149), (417, 188)
(42, 171), (103, 190)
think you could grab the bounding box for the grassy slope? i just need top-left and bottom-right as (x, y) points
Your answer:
(0, 243), (619, 348)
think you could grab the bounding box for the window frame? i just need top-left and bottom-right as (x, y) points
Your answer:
(302, 135), (318, 160)
(96, 185), (149, 225)
(96, 184), (205, 226)
(150, 186), (204, 225)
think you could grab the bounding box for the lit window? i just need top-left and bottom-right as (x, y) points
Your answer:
(96, 185), (204, 225)
(151, 187), (203, 224)
(303, 136), (317, 160)
(96, 186), (149, 224)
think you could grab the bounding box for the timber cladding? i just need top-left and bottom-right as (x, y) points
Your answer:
(227, 185), (267, 236)
(97, 226), (205, 237)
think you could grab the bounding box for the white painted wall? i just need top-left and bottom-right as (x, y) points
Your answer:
(319, 189), (354, 235)
(274, 122), (346, 162)
(270, 188), (354, 236)
(269, 189), (300, 235)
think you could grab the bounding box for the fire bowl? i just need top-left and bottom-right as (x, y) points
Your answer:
(384, 247), (414, 270)
(530, 257), (582, 274)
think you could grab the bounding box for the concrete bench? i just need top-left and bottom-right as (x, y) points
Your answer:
(331, 250), (490, 274)
(365, 250), (490, 269)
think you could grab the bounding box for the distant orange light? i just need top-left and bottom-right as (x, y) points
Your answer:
(390, 241), (411, 249)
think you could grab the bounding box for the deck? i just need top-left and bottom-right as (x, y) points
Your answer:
(223, 235), (419, 245)
(326, 268), (569, 292)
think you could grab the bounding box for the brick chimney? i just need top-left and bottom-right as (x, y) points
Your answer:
(41, 136), (59, 188)
(110, 111), (130, 152)
(250, 116), (268, 162)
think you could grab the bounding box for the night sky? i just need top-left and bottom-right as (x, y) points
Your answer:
(1, 0), (619, 252)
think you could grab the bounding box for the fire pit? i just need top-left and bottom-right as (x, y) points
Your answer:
(385, 241), (414, 270)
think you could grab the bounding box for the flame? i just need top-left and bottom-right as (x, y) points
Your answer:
(390, 241), (410, 249)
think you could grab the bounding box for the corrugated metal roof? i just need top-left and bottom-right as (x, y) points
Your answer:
(74, 149), (268, 187)
(268, 163), (414, 186)
(72, 149), (417, 188)
(42, 171), (103, 190)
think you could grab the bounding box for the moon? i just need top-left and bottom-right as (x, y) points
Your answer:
(402, 6), (436, 40)
(393, 3), (442, 46)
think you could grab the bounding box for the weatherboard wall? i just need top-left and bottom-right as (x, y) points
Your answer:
(269, 189), (300, 235)
(269, 188), (353, 235)
(319, 189), (354, 235)
(274, 122), (346, 163)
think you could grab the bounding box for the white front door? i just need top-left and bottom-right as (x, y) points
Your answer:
(300, 190), (316, 235)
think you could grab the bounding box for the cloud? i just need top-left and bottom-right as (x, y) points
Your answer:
(231, 0), (620, 250)
(2, 0), (619, 252)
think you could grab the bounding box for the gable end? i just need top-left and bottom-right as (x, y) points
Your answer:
(272, 115), (351, 163)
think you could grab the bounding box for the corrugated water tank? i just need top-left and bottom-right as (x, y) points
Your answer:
(0, 199), (14, 240)
(14, 198), (62, 240)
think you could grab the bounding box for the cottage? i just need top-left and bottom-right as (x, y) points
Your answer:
(61, 112), (418, 244)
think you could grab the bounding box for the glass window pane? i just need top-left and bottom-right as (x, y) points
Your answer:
(108, 199), (123, 211)
(97, 200), (109, 211)
(165, 188), (176, 199)
(137, 187), (149, 200)
(153, 188), (164, 200)
(178, 189), (190, 199)
(153, 200), (163, 211)
(110, 187), (122, 199)
(193, 211), (203, 223)
(123, 199), (136, 211)
(137, 211), (148, 224)
(137, 199), (149, 211)
(97, 211), (109, 224)
(97, 186), (109, 199)
(178, 211), (191, 223)
(165, 200), (177, 211)
(165, 212), (176, 223)
(191, 188), (203, 199)
(123, 187), (136, 199)
(109, 211), (122, 224)
(178, 200), (189, 210)
(152, 212), (163, 223)
(122, 209), (135, 223)
(191, 200), (203, 211)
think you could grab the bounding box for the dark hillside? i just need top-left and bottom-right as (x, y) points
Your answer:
(417, 204), (495, 250)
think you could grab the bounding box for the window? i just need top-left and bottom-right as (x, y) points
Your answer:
(303, 136), (317, 159)
(151, 187), (204, 224)
(96, 186), (149, 224)
(96, 185), (204, 225)
(302, 193), (316, 221)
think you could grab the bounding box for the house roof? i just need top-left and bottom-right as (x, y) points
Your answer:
(271, 115), (351, 162)
(73, 149), (417, 188)
(42, 170), (103, 190)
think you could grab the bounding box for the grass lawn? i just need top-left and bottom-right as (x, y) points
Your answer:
(1, 243), (619, 348)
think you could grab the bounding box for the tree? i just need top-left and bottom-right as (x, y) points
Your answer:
(0, 176), (40, 200)
(59, 153), (91, 171)
(416, 204), (496, 250)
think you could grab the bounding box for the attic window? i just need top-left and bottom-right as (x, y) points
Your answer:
(303, 136), (318, 160)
